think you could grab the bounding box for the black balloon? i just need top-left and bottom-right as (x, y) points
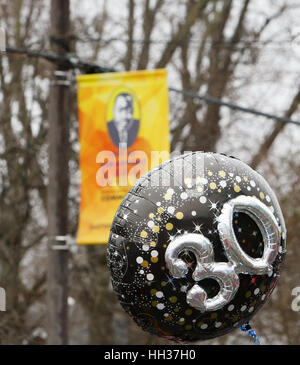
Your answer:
(107, 152), (286, 341)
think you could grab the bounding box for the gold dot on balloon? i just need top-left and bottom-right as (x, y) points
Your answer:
(245, 291), (252, 298)
(218, 189), (221, 193)
(197, 321), (203, 327)
(152, 301), (158, 307)
(208, 171), (213, 176)
(151, 257), (158, 263)
(225, 313), (229, 318)
(157, 217), (161, 221)
(210, 182), (216, 190)
(261, 285), (266, 292)
(185, 309), (193, 316)
(152, 225), (159, 233)
(177, 319), (185, 325)
(165, 316), (173, 322)
(211, 313), (218, 319)
(234, 185), (241, 193)
(185, 324), (192, 330)
(243, 176), (248, 182)
(197, 186), (203, 193)
(157, 207), (164, 214)
(259, 192), (265, 200)
(234, 220), (238, 224)
(169, 296), (177, 303)
(176, 212), (183, 220)
(174, 307), (179, 312)
(184, 178), (192, 185)
(164, 193), (171, 200)
(126, 246), (130, 250)
(166, 223), (173, 231)
(142, 260), (149, 268)
(218, 170), (226, 178)
(150, 241), (156, 247)
(161, 281), (167, 287)
(161, 266), (165, 270)
(149, 213), (154, 219)
(150, 289), (157, 295)
(140, 230), (148, 238)
(163, 244), (167, 248)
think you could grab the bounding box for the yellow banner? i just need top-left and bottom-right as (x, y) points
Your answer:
(77, 69), (170, 244)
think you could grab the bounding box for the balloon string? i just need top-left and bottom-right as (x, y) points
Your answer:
(240, 321), (261, 344)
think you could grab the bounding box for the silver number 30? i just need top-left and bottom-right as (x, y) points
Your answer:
(165, 195), (281, 313)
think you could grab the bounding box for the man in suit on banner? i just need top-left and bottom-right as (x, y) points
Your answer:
(107, 92), (139, 148)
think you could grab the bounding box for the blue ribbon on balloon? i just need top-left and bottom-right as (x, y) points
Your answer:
(240, 321), (260, 344)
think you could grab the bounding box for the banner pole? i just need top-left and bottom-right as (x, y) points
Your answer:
(47, 0), (71, 345)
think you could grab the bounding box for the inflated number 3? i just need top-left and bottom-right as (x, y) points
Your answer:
(165, 195), (281, 313)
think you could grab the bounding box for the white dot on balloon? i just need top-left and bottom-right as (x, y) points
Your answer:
(220, 180), (227, 188)
(157, 303), (165, 310)
(156, 291), (164, 298)
(167, 188), (174, 195)
(180, 192), (188, 200)
(147, 220), (155, 228)
(151, 250), (158, 257)
(200, 196), (207, 204)
(191, 211), (196, 216)
(247, 186), (251, 191)
(261, 294), (266, 301)
(139, 270), (144, 274)
(248, 307), (254, 313)
(215, 322), (222, 328)
(241, 305), (247, 312)
(254, 288), (260, 295)
(228, 304), (234, 312)
(167, 206), (175, 214)
(200, 324), (208, 329)
(136, 257), (143, 264)
(236, 176), (241, 183)
(147, 273), (154, 281)
(156, 202), (161, 206)
(250, 180), (256, 187)
(142, 245), (149, 251)
(266, 195), (271, 202)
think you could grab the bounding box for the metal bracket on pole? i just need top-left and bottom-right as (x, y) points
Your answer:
(51, 235), (76, 250)
(51, 70), (71, 86)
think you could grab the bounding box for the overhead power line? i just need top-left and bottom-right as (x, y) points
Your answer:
(75, 35), (296, 48)
(3, 46), (300, 127)
(169, 87), (300, 126)
(5, 46), (114, 74)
